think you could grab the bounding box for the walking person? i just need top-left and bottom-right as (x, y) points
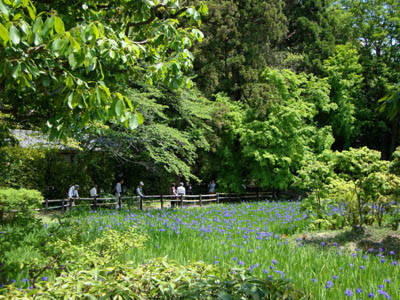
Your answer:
(136, 181), (145, 209)
(170, 183), (177, 208)
(90, 184), (98, 209)
(208, 180), (216, 194)
(177, 182), (186, 207)
(186, 182), (193, 195)
(115, 179), (124, 209)
(90, 184), (98, 198)
(67, 184), (79, 210)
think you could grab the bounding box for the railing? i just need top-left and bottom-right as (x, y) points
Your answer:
(39, 191), (284, 212)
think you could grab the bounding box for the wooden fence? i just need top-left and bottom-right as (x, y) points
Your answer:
(38, 191), (282, 212)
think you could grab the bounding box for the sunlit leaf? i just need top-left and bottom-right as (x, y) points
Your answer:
(9, 25), (20, 45)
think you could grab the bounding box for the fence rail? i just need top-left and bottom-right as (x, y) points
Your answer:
(39, 191), (292, 212)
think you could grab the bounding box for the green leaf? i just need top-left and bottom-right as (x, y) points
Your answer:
(0, 0), (10, 19)
(33, 32), (43, 46)
(92, 24), (99, 39)
(32, 17), (43, 33)
(0, 23), (9, 43)
(65, 76), (74, 88)
(27, 6), (35, 20)
(217, 292), (234, 300)
(68, 53), (77, 69)
(88, 57), (96, 71)
(115, 99), (125, 118)
(12, 63), (21, 79)
(9, 25), (20, 45)
(13, 13), (23, 21)
(95, 87), (102, 104)
(54, 16), (65, 34)
(42, 16), (54, 37)
(67, 92), (75, 109)
(51, 38), (64, 52)
(19, 21), (30, 35)
(137, 112), (144, 125)
(109, 50), (116, 59)
(128, 114), (139, 130)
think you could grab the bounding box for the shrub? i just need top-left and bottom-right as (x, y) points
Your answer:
(0, 146), (116, 198)
(0, 258), (305, 299)
(0, 188), (43, 224)
(0, 147), (47, 192)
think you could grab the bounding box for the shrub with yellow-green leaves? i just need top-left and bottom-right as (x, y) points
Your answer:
(0, 188), (43, 224)
(0, 258), (305, 300)
(48, 228), (149, 272)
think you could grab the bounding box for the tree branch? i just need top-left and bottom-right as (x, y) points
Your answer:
(125, 5), (187, 35)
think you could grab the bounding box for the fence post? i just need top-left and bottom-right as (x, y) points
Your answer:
(180, 195), (183, 207)
(160, 195), (164, 209)
(69, 198), (73, 210)
(45, 198), (48, 212)
(217, 193), (220, 204)
(94, 196), (97, 210)
(240, 193), (243, 202)
(118, 196), (122, 209)
(61, 198), (65, 213)
(199, 194), (202, 207)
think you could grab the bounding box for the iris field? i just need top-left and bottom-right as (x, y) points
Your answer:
(1, 200), (399, 299)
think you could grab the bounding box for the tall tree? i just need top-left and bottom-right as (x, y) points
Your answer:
(0, 0), (206, 139)
(281, 0), (354, 75)
(82, 83), (214, 182)
(320, 44), (363, 149)
(190, 0), (287, 100)
(342, 0), (400, 157)
(209, 68), (334, 191)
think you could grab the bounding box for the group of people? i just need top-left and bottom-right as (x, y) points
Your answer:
(66, 179), (217, 209)
(67, 180), (145, 209)
(169, 180), (216, 196)
(170, 182), (192, 196)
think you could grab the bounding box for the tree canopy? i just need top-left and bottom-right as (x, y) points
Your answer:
(0, 0), (206, 139)
(1, 0), (400, 192)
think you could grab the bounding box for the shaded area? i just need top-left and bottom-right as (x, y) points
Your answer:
(296, 227), (400, 259)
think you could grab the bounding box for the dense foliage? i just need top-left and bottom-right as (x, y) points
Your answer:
(0, 188), (42, 223)
(297, 147), (400, 231)
(0, 146), (116, 198)
(0, 0), (206, 139)
(0, 202), (398, 299)
(1, 0), (400, 298)
(0, 0), (399, 193)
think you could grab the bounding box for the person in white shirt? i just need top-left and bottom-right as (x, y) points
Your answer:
(136, 181), (145, 209)
(177, 182), (186, 195)
(67, 184), (79, 208)
(176, 182), (186, 207)
(90, 184), (98, 198)
(136, 181), (145, 197)
(115, 179), (124, 209)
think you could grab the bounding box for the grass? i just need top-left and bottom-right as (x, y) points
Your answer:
(64, 201), (399, 299)
(3, 200), (400, 299)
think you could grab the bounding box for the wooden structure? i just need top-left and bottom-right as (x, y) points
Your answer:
(38, 191), (282, 212)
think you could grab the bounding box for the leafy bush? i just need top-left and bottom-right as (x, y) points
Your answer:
(0, 258), (305, 299)
(299, 147), (400, 231)
(0, 219), (149, 283)
(0, 147), (47, 192)
(0, 215), (305, 299)
(0, 188), (43, 224)
(0, 146), (116, 198)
